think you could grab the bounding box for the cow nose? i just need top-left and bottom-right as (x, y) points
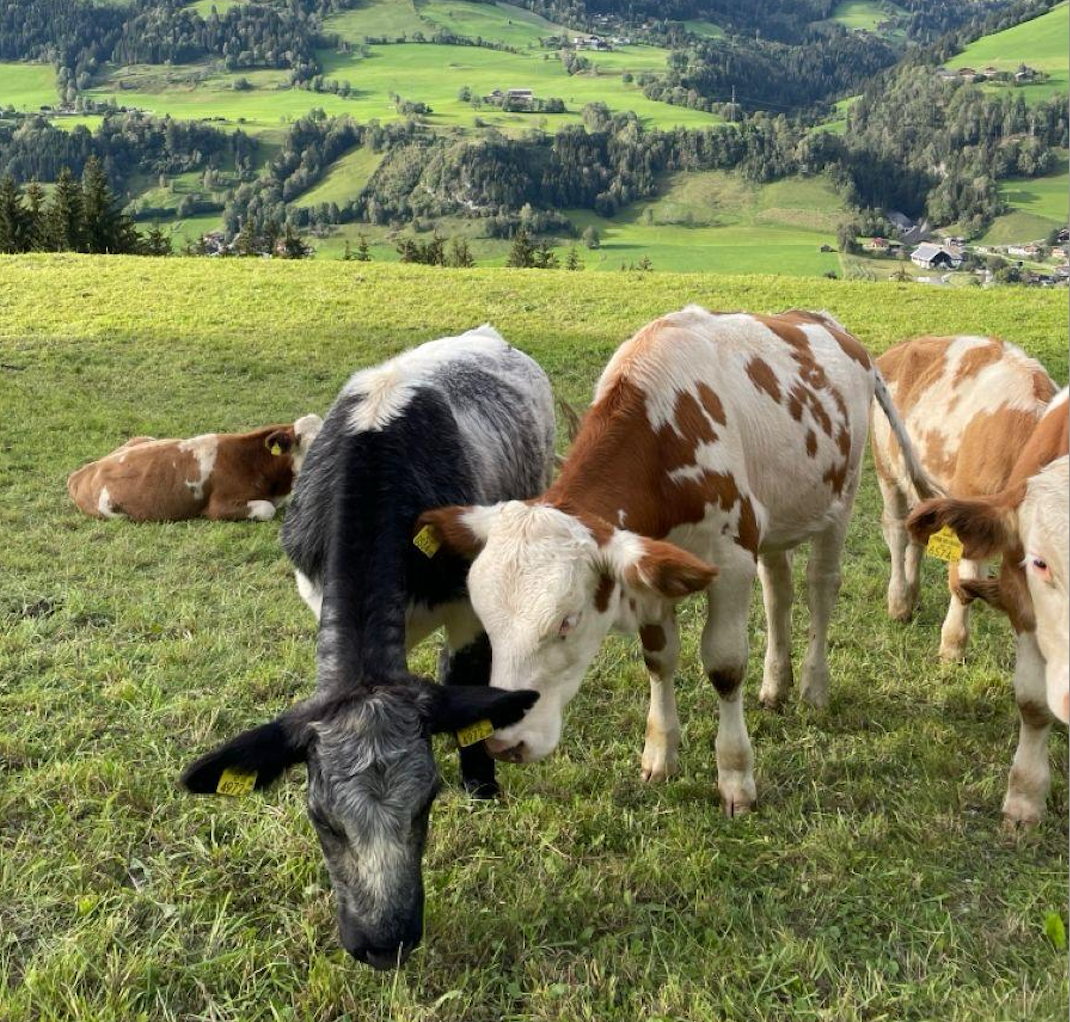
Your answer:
(486, 738), (527, 763)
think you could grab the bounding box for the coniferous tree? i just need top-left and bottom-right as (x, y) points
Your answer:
(141, 223), (172, 256)
(281, 224), (310, 259)
(447, 236), (474, 268)
(47, 168), (84, 252)
(531, 241), (558, 269)
(506, 227), (534, 268)
(354, 233), (371, 262)
(262, 218), (281, 256)
(23, 181), (47, 251)
(0, 176), (28, 254)
(81, 156), (137, 254)
(233, 216), (259, 256)
(565, 245), (583, 270)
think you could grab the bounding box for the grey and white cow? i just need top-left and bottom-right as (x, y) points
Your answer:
(182, 326), (555, 968)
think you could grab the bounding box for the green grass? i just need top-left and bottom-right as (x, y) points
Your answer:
(979, 154), (1070, 245)
(681, 19), (725, 39)
(293, 145), (385, 207)
(0, 63), (58, 112)
(828, 1), (895, 32)
(1, 255), (1067, 1021)
(948, 1), (1069, 103)
(418, 1), (565, 49)
(87, 42), (717, 135)
(187, 0), (246, 14)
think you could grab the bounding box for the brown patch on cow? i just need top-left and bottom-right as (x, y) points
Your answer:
(417, 506), (485, 559)
(805, 430), (817, 457)
(708, 667), (743, 697)
(788, 382), (833, 436)
(643, 654), (661, 672)
(629, 598), (637, 613)
(594, 573), (615, 613)
(746, 357), (781, 403)
(787, 392), (803, 421)
(1017, 701), (1053, 730)
(697, 382), (727, 425)
(953, 342), (1003, 386)
(875, 337), (957, 416)
(629, 539), (718, 598)
(781, 311), (872, 368)
(1005, 398), (1069, 491)
(952, 406), (1060, 498)
(1033, 370), (1056, 404)
(734, 496), (761, 557)
(673, 388), (719, 446)
(836, 426), (850, 457)
(823, 460), (849, 496)
(639, 623), (667, 652)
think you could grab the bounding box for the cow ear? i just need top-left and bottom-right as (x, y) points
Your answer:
(958, 577), (1006, 610)
(429, 686), (539, 735)
(416, 505), (498, 560)
(907, 495), (1018, 561)
(607, 533), (718, 599)
(265, 429), (295, 456)
(181, 711), (310, 795)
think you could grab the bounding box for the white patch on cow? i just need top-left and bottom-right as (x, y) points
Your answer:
(1019, 455), (1069, 723)
(178, 433), (218, 501)
(617, 508), (627, 528)
(246, 500), (276, 521)
(97, 486), (120, 519)
(1048, 386), (1069, 411)
(291, 413), (324, 474)
(343, 326), (508, 433)
(295, 570), (323, 620)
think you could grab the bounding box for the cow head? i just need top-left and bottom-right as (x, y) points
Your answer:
(908, 456), (1069, 723)
(418, 501), (717, 762)
(291, 413), (323, 474)
(181, 677), (538, 969)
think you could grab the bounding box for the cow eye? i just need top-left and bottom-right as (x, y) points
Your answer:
(1029, 556), (1052, 582)
(558, 612), (580, 638)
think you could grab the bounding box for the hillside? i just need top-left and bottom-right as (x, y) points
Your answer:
(1, 256), (1066, 1022)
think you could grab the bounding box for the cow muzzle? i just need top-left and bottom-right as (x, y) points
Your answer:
(485, 737), (529, 763)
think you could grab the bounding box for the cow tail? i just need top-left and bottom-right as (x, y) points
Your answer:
(872, 368), (947, 500)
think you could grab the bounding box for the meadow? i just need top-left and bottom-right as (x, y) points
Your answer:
(0, 62), (59, 112)
(0, 256), (1067, 1021)
(947, 1), (1070, 103)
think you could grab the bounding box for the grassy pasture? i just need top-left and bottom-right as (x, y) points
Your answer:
(87, 41), (719, 135)
(980, 153), (1070, 245)
(827, 1), (897, 32)
(293, 145), (385, 208)
(0, 256), (1067, 1021)
(947, 1), (1069, 103)
(0, 63), (57, 112)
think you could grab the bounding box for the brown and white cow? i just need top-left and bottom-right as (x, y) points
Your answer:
(67, 414), (323, 522)
(420, 307), (938, 815)
(872, 335), (1056, 659)
(909, 389), (1068, 826)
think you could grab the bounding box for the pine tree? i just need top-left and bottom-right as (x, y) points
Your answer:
(506, 227), (535, 268)
(281, 224), (310, 259)
(531, 241), (558, 269)
(0, 176), (27, 254)
(233, 217), (260, 256)
(355, 234), (371, 262)
(565, 246), (583, 271)
(47, 168), (85, 252)
(262, 219), (281, 256)
(23, 181), (46, 251)
(448, 236), (474, 268)
(81, 157), (138, 254)
(141, 223), (172, 257)
(342, 239), (354, 261)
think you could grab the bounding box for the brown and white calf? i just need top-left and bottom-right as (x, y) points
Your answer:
(872, 335), (1056, 659)
(67, 415), (323, 522)
(420, 307), (937, 815)
(909, 389), (1068, 826)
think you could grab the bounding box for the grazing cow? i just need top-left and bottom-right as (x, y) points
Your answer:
(909, 389), (1069, 826)
(67, 415), (323, 522)
(872, 335), (1056, 659)
(420, 307), (938, 815)
(182, 326), (554, 969)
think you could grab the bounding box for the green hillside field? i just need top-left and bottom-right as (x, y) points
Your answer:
(0, 256), (1066, 1022)
(0, 62), (58, 112)
(948, 1), (1070, 102)
(980, 152), (1070, 244)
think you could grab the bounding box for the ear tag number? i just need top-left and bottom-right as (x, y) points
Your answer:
(216, 768), (258, 796)
(456, 719), (493, 748)
(270, 443), (283, 456)
(413, 525), (441, 558)
(926, 526), (963, 562)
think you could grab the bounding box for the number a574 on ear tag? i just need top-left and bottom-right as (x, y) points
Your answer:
(926, 525), (963, 563)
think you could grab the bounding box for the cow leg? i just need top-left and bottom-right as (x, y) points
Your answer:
(204, 498), (276, 521)
(800, 519), (848, 709)
(1003, 632), (1053, 828)
(939, 559), (981, 661)
(640, 614), (681, 783)
(443, 608), (498, 799)
(295, 570), (323, 621)
(702, 553), (757, 816)
(757, 549), (794, 710)
(879, 478), (921, 622)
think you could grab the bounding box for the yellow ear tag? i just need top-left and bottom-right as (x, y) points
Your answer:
(270, 443), (283, 457)
(216, 767), (258, 796)
(456, 719), (494, 748)
(926, 525), (963, 563)
(413, 524), (441, 558)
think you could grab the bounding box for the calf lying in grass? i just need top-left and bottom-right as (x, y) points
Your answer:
(183, 326), (554, 968)
(67, 415), (323, 522)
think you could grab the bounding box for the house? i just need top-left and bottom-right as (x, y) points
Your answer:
(1008, 243), (1040, 258)
(1050, 246), (1068, 261)
(981, 65), (1001, 78)
(865, 237), (890, 251)
(575, 34), (611, 50)
(936, 67), (958, 81)
(1054, 264), (1070, 280)
(1015, 66), (1037, 82)
(505, 88), (534, 107)
(957, 67), (978, 78)
(910, 243), (963, 270)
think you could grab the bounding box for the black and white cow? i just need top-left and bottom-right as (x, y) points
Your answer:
(181, 326), (555, 969)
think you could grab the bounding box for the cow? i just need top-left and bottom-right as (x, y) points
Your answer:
(67, 415), (324, 522)
(908, 388), (1069, 827)
(419, 307), (939, 817)
(871, 335), (1056, 659)
(182, 326), (555, 969)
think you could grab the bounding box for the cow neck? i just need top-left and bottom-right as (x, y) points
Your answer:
(545, 378), (674, 539)
(316, 440), (409, 689)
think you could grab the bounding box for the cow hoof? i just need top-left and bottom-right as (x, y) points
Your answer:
(718, 776), (757, 818)
(721, 795), (755, 818)
(888, 604), (914, 623)
(640, 752), (677, 783)
(1002, 797), (1043, 830)
(463, 777), (500, 800)
(758, 689), (786, 711)
(938, 641), (966, 663)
